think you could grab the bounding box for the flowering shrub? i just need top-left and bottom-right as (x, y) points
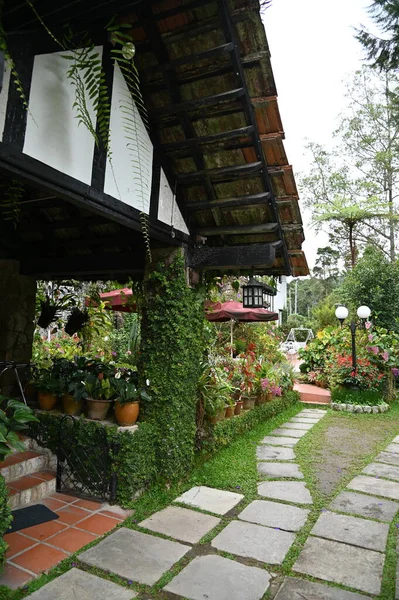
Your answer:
(327, 354), (384, 391)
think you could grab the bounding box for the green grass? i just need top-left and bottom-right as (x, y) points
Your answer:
(331, 387), (385, 405)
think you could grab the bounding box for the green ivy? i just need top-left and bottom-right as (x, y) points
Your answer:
(139, 252), (206, 481)
(200, 391), (300, 455)
(0, 474), (11, 568)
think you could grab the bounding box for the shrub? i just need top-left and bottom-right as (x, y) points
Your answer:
(331, 388), (384, 405)
(0, 475), (11, 569)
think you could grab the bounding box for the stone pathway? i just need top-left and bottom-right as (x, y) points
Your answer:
(24, 408), (399, 600)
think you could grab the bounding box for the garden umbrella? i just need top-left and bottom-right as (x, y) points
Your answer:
(93, 288), (136, 312)
(205, 300), (278, 355)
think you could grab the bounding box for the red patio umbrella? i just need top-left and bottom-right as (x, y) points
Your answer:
(96, 288), (136, 313)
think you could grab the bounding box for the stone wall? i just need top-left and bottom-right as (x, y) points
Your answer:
(0, 260), (36, 395)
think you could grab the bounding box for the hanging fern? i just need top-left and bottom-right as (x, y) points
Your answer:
(1, 179), (24, 225)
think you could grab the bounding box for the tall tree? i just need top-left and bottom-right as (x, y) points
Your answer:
(300, 141), (393, 266)
(356, 1), (399, 70)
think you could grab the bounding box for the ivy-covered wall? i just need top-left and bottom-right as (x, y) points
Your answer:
(0, 474), (12, 568)
(139, 249), (206, 481)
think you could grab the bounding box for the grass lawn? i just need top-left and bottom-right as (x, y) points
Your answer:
(2, 400), (398, 600)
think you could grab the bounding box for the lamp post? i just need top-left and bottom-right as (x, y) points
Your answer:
(335, 304), (371, 373)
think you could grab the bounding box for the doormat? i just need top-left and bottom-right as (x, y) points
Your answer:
(8, 504), (59, 534)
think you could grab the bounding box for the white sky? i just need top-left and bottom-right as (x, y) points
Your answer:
(264, 0), (374, 269)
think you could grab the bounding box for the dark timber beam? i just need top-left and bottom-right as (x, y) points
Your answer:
(188, 242), (278, 270)
(144, 43), (234, 74)
(178, 161), (263, 184)
(197, 223), (279, 236)
(149, 88), (245, 119)
(186, 192), (271, 211)
(163, 126), (254, 153)
(20, 252), (146, 278)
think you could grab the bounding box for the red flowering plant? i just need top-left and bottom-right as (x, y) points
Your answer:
(237, 351), (262, 397)
(326, 354), (385, 391)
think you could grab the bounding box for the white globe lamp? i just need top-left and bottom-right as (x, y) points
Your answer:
(335, 305), (349, 322)
(357, 305), (371, 320)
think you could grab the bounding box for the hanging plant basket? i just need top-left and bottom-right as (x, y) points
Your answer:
(65, 308), (89, 336)
(37, 299), (59, 329)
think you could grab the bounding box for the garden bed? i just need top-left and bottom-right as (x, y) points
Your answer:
(331, 402), (390, 413)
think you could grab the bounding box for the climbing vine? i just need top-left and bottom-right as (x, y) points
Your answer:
(139, 251), (206, 480)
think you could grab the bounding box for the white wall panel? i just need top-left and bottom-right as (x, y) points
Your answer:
(104, 63), (152, 214)
(23, 48), (102, 184)
(158, 168), (189, 235)
(0, 61), (11, 140)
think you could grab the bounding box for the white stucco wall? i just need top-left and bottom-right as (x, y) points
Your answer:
(0, 60), (11, 140)
(157, 168), (189, 235)
(274, 276), (287, 312)
(104, 63), (152, 214)
(23, 48), (102, 184)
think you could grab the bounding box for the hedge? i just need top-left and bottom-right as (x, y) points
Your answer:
(199, 390), (300, 455)
(0, 474), (12, 568)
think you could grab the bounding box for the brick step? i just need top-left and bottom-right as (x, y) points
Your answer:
(0, 451), (51, 484)
(7, 471), (56, 510)
(294, 383), (331, 405)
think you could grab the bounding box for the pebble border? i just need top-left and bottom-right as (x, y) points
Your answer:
(331, 402), (390, 414)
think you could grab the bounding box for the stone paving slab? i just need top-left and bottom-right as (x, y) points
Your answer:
(79, 527), (190, 586)
(386, 443), (399, 454)
(280, 422), (314, 430)
(211, 520), (295, 564)
(256, 446), (295, 461)
(289, 417), (321, 424)
(257, 462), (304, 479)
(259, 436), (299, 447)
(238, 499), (310, 532)
(362, 461), (399, 482)
(299, 409), (326, 415)
(393, 435), (399, 444)
(174, 486), (244, 515)
(271, 428), (307, 438)
(293, 537), (384, 595)
(258, 481), (312, 505)
(138, 506), (220, 544)
(348, 474), (399, 500)
(311, 511), (389, 551)
(376, 451), (399, 466)
(25, 568), (136, 600)
(164, 554), (271, 600)
(329, 490), (399, 521)
(274, 576), (372, 600)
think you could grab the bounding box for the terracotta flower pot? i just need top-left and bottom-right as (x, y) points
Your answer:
(38, 392), (57, 411)
(225, 405), (235, 419)
(234, 401), (243, 415)
(62, 394), (83, 416)
(209, 408), (225, 424)
(242, 395), (256, 410)
(86, 398), (112, 421)
(265, 392), (273, 402)
(115, 400), (140, 426)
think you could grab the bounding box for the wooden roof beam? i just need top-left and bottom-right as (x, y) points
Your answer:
(163, 126), (254, 153)
(188, 242), (280, 270)
(178, 161), (264, 184)
(197, 223), (279, 236)
(186, 192), (271, 211)
(144, 43), (234, 74)
(149, 88), (245, 119)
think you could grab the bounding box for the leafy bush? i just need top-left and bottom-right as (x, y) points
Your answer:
(0, 474), (11, 569)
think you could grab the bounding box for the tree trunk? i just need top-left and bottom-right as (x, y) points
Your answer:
(349, 223), (356, 267)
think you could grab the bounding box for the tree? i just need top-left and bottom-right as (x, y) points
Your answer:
(300, 142), (393, 266)
(337, 67), (399, 261)
(356, 1), (399, 70)
(313, 246), (340, 281)
(341, 245), (399, 331)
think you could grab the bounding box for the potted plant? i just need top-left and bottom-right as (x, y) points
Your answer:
(33, 369), (60, 411)
(84, 374), (115, 421)
(224, 395), (236, 419)
(198, 363), (228, 424)
(239, 352), (260, 410)
(112, 376), (150, 426)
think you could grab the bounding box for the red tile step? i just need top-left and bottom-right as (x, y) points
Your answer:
(294, 382), (331, 405)
(7, 471), (56, 510)
(0, 451), (50, 483)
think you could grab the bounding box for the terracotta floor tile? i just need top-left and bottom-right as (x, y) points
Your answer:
(22, 520), (66, 541)
(73, 498), (103, 511)
(51, 492), (79, 504)
(41, 497), (67, 511)
(7, 475), (44, 492)
(49, 527), (98, 553)
(0, 563), (34, 589)
(12, 543), (68, 574)
(33, 470), (56, 482)
(77, 514), (120, 535)
(99, 510), (123, 521)
(56, 505), (90, 525)
(4, 532), (37, 558)
(7, 485), (18, 496)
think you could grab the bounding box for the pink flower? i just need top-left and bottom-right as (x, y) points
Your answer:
(365, 321), (372, 330)
(368, 334), (374, 342)
(392, 368), (399, 377)
(382, 350), (389, 362)
(371, 346), (379, 355)
(126, 350), (132, 355)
